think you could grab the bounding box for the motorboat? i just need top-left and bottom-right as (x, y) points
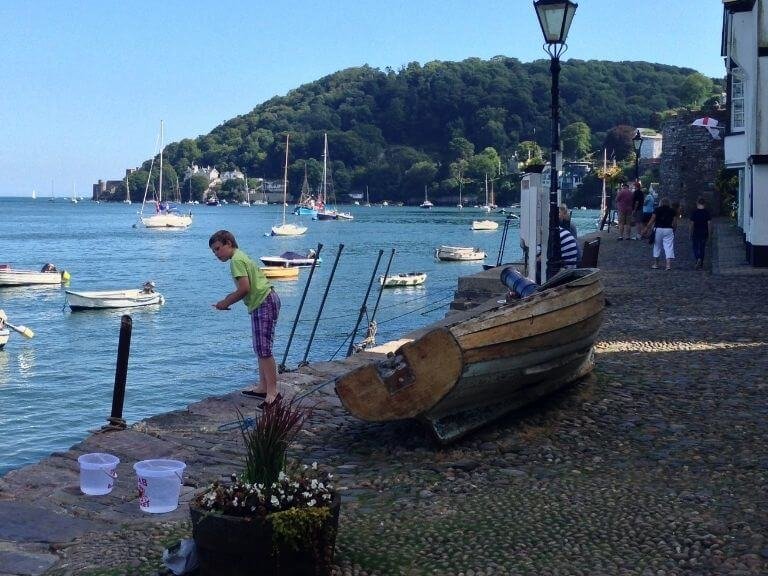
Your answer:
(435, 246), (486, 262)
(65, 282), (165, 311)
(336, 267), (604, 443)
(471, 220), (499, 231)
(0, 328), (9, 350)
(380, 272), (427, 288)
(260, 251), (321, 268)
(0, 264), (68, 286)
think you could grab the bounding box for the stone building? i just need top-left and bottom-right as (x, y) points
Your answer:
(659, 109), (725, 215)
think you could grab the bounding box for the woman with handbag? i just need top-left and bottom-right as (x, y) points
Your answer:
(644, 197), (678, 270)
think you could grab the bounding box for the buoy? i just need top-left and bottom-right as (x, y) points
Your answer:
(61, 270), (71, 283)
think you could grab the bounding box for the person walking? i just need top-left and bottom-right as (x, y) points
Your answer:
(644, 197), (677, 270)
(690, 197), (713, 270)
(631, 181), (645, 240)
(209, 229), (281, 406)
(640, 185), (656, 237)
(615, 182), (634, 241)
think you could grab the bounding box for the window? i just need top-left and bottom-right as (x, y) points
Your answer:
(731, 68), (745, 131)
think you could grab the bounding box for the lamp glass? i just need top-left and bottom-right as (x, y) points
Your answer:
(534, 0), (578, 44)
(633, 130), (643, 153)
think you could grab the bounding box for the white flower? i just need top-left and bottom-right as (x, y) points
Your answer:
(308, 499), (316, 506)
(278, 471), (287, 481)
(311, 462), (318, 470)
(270, 495), (280, 507)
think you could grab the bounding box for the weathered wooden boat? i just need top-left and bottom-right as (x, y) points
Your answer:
(435, 245), (486, 261)
(65, 282), (164, 311)
(335, 267), (604, 443)
(260, 266), (300, 280)
(380, 272), (427, 288)
(0, 264), (68, 286)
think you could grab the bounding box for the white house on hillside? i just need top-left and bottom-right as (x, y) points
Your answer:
(722, 0), (768, 266)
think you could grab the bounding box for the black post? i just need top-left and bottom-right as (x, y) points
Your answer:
(634, 155), (640, 180)
(108, 314), (132, 428)
(546, 55), (562, 280)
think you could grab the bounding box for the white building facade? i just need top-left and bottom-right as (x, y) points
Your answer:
(722, 0), (768, 266)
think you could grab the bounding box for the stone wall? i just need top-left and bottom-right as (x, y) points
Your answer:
(659, 110), (725, 216)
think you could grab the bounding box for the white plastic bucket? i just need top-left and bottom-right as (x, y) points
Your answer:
(77, 452), (120, 495)
(133, 459), (186, 513)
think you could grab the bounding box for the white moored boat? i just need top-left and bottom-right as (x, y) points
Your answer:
(0, 264), (67, 286)
(435, 246), (486, 262)
(138, 121), (193, 229)
(271, 134), (308, 237)
(380, 272), (427, 288)
(471, 220), (499, 231)
(65, 282), (164, 311)
(260, 250), (321, 268)
(260, 267), (300, 280)
(0, 328), (9, 350)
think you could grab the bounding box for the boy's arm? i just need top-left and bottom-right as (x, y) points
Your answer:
(213, 276), (251, 310)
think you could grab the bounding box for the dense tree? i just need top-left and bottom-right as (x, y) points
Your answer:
(115, 58), (719, 203)
(562, 122), (592, 160)
(677, 73), (715, 107)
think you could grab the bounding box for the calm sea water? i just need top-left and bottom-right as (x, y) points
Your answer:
(0, 197), (599, 475)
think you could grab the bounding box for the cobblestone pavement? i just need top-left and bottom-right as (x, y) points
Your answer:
(1, 219), (766, 576)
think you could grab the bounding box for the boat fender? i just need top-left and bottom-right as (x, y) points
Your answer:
(61, 270), (71, 283)
(500, 267), (537, 299)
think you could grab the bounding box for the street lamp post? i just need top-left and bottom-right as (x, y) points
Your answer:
(632, 129), (643, 181)
(534, 0), (577, 280)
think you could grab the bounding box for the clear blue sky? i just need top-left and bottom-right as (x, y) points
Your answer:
(0, 0), (725, 197)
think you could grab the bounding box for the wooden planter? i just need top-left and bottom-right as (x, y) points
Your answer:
(189, 493), (340, 576)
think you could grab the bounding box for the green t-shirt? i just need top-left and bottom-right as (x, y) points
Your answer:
(230, 249), (271, 312)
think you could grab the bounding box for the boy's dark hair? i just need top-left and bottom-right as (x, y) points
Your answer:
(696, 197), (706, 206)
(209, 229), (238, 248)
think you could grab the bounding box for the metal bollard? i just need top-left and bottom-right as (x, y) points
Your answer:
(106, 314), (132, 429)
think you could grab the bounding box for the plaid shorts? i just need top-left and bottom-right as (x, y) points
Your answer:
(250, 289), (280, 358)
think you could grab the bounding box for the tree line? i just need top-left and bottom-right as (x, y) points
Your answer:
(106, 57), (720, 207)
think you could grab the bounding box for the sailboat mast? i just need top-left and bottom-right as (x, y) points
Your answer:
(158, 120), (164, 203)
(322, 133), (328, 205)
(282, 133), (290, 224)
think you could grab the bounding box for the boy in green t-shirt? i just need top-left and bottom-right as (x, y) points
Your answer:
(209, 230), (281, 406)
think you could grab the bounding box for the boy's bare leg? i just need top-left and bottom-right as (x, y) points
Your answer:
(258, 356), (278, 403)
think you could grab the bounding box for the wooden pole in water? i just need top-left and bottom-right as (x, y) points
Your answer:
(107, 315), (132, 429)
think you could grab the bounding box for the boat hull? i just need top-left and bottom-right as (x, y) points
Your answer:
(141, 213), (192, 228)
(380, 272), (427, 288)
(435, 246), (486, 261)
(260, 267), (299, 279)
(471, 220), (499, 231)
(0, 328), (9, 350)
(0, 269), (63, 286)
(270, 224), (307, 236)
(335, 268), (604, 443)
(66, 289), (165, 310)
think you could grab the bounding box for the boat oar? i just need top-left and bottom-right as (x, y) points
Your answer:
(4, 321), (34, 339)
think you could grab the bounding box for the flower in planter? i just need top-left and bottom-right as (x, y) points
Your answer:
(191, 396), (340, 575)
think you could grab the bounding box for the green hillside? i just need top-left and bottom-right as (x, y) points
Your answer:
(120, 57), (721, 206)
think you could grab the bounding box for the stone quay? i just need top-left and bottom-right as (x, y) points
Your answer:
(1, 218), (766, 576)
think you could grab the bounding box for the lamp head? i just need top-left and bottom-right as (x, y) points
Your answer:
(632, 129), (643, 154)
(534, 0), (578, 45)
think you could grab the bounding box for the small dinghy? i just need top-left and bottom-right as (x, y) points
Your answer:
(0, 263), (69, 286)
(435, 245), (486, 261)
(260, 267), (300, 280)
(380, 272), (427, 288)
(260, 250), (320, 268)
(66, 281), (165, 311)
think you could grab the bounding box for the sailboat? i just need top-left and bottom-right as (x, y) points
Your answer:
(251, 180), (268, 206)
(364, 186), (371, 207)
(240, 171), (251, 206)
(479, 174), (491, 212)
(70, 182), (78, 204)
(315, 133), (353, 220)
(420, 185), (434, 209)
(294, 162), (317, 216)
(31, 190), (36, 200)
(271, 134), (307, 236)
(457, 179), (463, 209)
(48, 180), (55, 202)
(138, 121), (193, 229)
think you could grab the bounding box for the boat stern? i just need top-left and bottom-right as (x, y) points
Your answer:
(335, 328), (464, 422)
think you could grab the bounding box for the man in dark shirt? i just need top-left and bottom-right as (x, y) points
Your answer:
(631, 182), (645, 240)
(690, 197), (713, 270)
